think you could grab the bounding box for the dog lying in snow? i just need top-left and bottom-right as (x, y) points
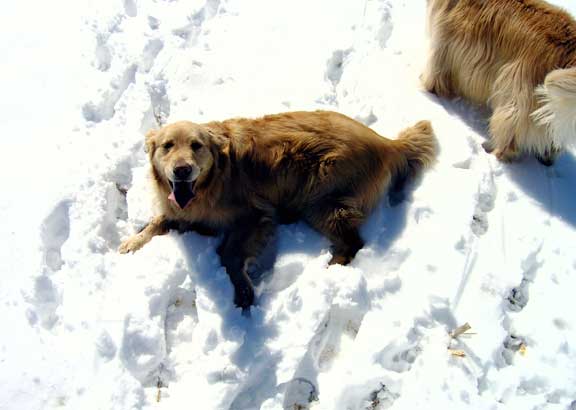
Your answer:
(119, 111), (437, 309)
(423, 0), (576, 165)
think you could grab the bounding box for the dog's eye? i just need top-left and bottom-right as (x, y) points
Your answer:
(163, 142), (174, 151)
(191, 142), (203, 151)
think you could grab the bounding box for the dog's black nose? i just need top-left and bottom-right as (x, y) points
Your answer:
(174, 165), (192, 180)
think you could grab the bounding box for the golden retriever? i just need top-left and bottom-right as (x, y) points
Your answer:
(119, 111), (436, 309)
(423, 0), (576, 165)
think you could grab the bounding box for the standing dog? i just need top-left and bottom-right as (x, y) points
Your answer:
(423, 0), (576, 165)
(119, 111), (436, 309)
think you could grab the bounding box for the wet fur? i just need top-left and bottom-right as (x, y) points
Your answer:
(119, 111), (437, 308)
(423, 0), (576, 164)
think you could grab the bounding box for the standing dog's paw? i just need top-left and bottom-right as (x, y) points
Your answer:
(536, 154), (555, 167)
(535, 148), (560, 167)
(482, 140), (495, 154)
(118, 235), (145, 254)
(493, 148), (519, 163)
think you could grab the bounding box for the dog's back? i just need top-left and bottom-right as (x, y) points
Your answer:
(220, 111), (436, 215)
(427, 0), (576, 103)
(425, 0), (576, 161)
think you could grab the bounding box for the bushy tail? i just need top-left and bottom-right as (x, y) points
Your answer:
(393, 120), (438, 179)
(532, 67), (576, 150)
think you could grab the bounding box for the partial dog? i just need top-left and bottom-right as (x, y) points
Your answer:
(119, 111), (437, 309)
(423, 0), (576, 165)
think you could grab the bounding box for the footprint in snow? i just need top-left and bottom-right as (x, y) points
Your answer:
(95, 34), (112, 72)
(120, 278), (199, 387)
(40, 200), (71, 272)
(502, 334), (527, 366)
(471, 169), (497, 236)
(165, 285), (199, 355)
(26, 200), (72, 328)
(141, 76), (171, 132)
(82, 64), (137, 123)
(365, 383), (399, 410)
(172, 0), (221, 45)
(283, 271), (369, 408)
(123, 0), (137, 17)
(507, 245), (542, 312)
(140, 39), (164, 74)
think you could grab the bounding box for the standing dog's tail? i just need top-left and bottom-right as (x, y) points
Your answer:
(533, 67), (576, 152)
(392, 120), (438, 180)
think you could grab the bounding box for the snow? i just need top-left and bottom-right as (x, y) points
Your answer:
(2, 0), (576, 409)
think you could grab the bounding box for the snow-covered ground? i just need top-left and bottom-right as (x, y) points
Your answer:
(2, 0), (576, 409)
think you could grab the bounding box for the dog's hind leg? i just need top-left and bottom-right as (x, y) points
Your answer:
(421, 34), (455, 98)
(305, 200), (365, 266)
(422, 58), (454, 98)
(488, 62), (537, 162)
(487, 107), (521, 162)
(217, 213), (277, 310)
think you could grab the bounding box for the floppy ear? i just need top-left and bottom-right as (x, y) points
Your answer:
(203, 127), (229, 170)
(203, 127), (228, 147)
(145, 129), (158, 154)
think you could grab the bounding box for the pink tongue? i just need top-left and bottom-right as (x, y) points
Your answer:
(168, 191), (193, 209)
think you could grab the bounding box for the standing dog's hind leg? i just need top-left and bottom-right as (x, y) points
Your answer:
(421, 46), (454, 98)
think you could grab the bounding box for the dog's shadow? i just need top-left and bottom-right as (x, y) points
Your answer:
(179, 190), (412, 311)
(342, 192), (411, 275)
(178, 232), (283, 409)
(506, 153), (576, 227)
(174, 185), (412, 408)
(429, 93), (576, 228)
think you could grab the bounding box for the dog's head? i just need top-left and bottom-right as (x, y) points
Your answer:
(145, 121), (226, 209)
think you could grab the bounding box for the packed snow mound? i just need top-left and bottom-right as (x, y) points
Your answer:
(2, 0), (576, 409)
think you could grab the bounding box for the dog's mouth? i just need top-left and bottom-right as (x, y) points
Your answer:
(168, 179), (197, 209)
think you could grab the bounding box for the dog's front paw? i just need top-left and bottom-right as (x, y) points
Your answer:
(234, 281), (255, 310)
(118, 235), (145, 254)
(328, 254), (353, 266)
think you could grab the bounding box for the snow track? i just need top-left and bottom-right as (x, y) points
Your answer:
(3, 0), (576, 409)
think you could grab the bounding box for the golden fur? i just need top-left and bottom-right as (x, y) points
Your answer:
(119, 111), (437, 308)
(423, 0), (576, 164)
